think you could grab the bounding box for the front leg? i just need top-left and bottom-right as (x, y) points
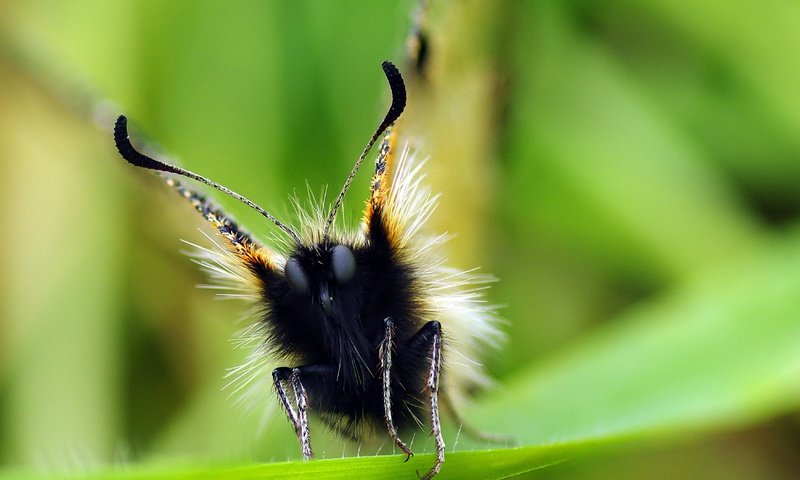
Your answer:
(379, 317), (414, 460)
(406, 321), (444, 480)
(272, 364), (336, 460)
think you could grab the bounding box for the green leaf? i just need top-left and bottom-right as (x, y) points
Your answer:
(472, 229), (800, 445)
(0, 446), (574, 480)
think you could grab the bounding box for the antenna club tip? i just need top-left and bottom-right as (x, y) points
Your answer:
(381, 60), (398, 73)
(114, 115), (130, 144)
(114, 115), (128, 134)
(380, 61), (406, 120)
(113, 114), (133, 155)
(381, 61), (404, 88)
(113, 114), (170, 173)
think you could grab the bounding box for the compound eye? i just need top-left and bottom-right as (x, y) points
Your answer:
(284, 257), (309, 294)
(331, 245), (356, 286)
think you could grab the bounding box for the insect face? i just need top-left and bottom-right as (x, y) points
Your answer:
(267, 234), (421, 390)
(272, 242), (376, 367)
(284, 244), (357, 300)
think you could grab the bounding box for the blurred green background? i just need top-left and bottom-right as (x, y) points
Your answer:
(1, 0), (800, 478)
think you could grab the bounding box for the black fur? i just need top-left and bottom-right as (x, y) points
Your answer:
(262, 212), (431, 438)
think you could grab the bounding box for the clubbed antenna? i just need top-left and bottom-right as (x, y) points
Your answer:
(323, 61), (407, 239)
(114, 115), (302, 245)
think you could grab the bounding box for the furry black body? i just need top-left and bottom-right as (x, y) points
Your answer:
(263, 211), (432, 437)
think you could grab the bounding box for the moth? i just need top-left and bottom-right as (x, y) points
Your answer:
(114, 61), (502, 479)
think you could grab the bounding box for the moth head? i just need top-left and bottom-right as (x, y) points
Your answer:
(283, 244), (359, 317)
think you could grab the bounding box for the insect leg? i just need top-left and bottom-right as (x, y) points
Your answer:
(272, 366), (313, 459)
(379, 317), (414, 460)
(290, 368), (313, 460)
(272, 368), (301, 436)
(273, 365), (342, 460)
(407, 321), (444, 480)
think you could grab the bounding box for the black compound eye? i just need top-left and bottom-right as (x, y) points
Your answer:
(331, 245), (356, 286)
(284, 257), (309, 294)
